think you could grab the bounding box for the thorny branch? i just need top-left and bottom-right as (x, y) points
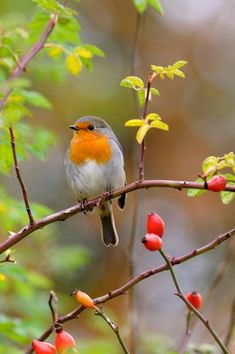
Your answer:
(24, 226), (235, 354)
(0, 179), (234, 254)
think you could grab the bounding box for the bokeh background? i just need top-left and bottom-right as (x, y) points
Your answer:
(0, 0), (234, 353)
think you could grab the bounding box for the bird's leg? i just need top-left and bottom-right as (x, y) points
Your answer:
(97, 189), (112, 208)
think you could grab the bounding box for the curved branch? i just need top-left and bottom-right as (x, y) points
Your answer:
(1, 179), (234, 254)
(24, 226), (235, 354)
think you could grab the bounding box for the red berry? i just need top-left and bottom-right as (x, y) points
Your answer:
(55, 329), (76, 353)
(186, 291), (202, 310)
(146, 212), (165, 237)
(207, 175), (226, 192)
(32, 340), (56, 354)
(142, 233), (162, 251)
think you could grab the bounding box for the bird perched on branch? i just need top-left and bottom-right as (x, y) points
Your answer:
(65, 116), (126, 246)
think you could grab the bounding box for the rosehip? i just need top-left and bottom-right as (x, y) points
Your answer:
(55, 329), (76, 353)
(32, 340), (56, 354)
(147, 212), (165, 237)
(74, 290), (95, 308)
(142, 233), (162, 251)
(207, 175), (226, 192)
(186, 291), (202, 310)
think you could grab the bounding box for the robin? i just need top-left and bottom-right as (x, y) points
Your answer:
(64, 116), (126, 246)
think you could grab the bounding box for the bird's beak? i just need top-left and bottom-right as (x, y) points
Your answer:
(69, 125), (79, 131)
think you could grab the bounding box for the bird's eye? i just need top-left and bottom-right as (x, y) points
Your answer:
(88, 124), (95, 131)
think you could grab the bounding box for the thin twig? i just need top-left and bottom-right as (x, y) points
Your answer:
(48, 290), (58, 323)
(139, 72), (154, 181)
(95, 307), (130, 354)
(24, 227), (235, 354)
(1, 178), (234, 254)
(178, 310), (193, 354)
(159, 249), (229, 354)
(224, 298), (235, 349)
(9, 127), (34, 225)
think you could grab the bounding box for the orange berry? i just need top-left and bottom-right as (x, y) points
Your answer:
(32, 340), (56, 354)
(74, 290), (95, 308)
(186, 291), (202, 310)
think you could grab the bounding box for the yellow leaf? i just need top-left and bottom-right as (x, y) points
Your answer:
(0, 274), (6, 281)
(150, 120), (169, 131)
(48, 46), (63, 57)
(125, 119), (145, 127)
(136, 124), (151, 144)
(147, 113), (162, 121)
(75, 47), (93, 58)
(66, 54), (82, 75)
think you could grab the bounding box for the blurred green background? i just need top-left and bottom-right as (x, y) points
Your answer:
(0, 0), (234, 353)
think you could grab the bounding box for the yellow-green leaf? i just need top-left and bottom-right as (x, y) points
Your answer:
(136, 124), (151, 144)
(48, 46), (63, 57)
(202, 156), (218, 175)
(66, 53), (82, 75)
(75, 46), (93, 58)
(150, 120), (169, 131)
(224, 152), (235, 167)
(150, 87), (160, 96)
(125, 119), (145, 127)
(151, 65), (164, 73)
(0, 274), (6, 281)
(173, 60), (187, 69)
(147, 113), (162, 121)
(120, 76), (144, 89)
(173, 69), (185, 78)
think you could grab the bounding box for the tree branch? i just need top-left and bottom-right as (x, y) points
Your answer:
(0, 179), (234, 254)
(160, 249), (229, 353)
(9, 127), (34, 225)
(24, 226), (235, 354)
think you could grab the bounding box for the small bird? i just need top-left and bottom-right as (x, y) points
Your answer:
(64, 116), (126, 246)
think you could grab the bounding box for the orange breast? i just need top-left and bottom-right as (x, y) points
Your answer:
(70, 130), (112, 165)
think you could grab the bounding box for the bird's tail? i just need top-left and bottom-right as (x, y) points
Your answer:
(99, 202), (118, 246)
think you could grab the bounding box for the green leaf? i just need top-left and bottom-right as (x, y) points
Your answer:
(18, 89), (52, 109)
(132, 0), (148, 13)
(137, 89), (145, 106)
(220, 173), (235, 204)
(32, 0), (77, 16)
(66, 53), (82, 75)
(136, 124), (151, 144)
(120, 76), (144, 89)
(220, 191), (235, 205)
(202, 156), (218, 175)
(125, 119), (145, 127)
(148, 0), (164, 15)
(187, 177), (206, 197)
(150, 87), (160, 96)
(150, 120), (169, 131)
(82, 44), (105, 58)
